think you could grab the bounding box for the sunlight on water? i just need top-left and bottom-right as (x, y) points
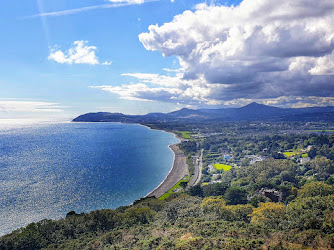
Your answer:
(0, 122), (178, 236)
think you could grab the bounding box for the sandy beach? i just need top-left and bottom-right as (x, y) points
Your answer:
(146, 143), (188, 198)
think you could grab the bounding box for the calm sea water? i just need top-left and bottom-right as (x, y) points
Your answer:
(0, 122), (178, 236)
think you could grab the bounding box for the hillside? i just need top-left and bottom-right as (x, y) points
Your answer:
(73, 103), (334, 123)
(1, 158), (334, 249)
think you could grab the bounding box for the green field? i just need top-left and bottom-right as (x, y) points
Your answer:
(159, 177), (189, 200)
(178, 131), (192, 139)
(283, 151), (308, 158)
(213, 163), (232, 171)
(283, 151), (299, 157)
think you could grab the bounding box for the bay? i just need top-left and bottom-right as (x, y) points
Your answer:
(0, 122), (179, 236)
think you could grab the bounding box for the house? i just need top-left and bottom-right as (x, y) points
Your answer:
(260, 188), (283, 202)
(212, 174), (221, 180)
(300, 157), (311, 164)
(248, 155), (267, 165)
(248, 188), (283, 202)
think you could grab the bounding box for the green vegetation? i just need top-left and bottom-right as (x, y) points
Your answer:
(2, 185), (334, 249)
(2, 121), (334, 249)
(213, 163), (232, 171)
(159, 177), (189, 200)
(283, 151), (299, 157)
(283, 151), (309, 158)
(177, 131), (193, 139)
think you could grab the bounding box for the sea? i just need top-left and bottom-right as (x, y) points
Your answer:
(0, 121), (179, 236)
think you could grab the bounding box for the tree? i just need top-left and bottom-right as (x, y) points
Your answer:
(189, 184), (203, 197)
(249, 196), (269, 207)
(250, 202), (286, 229)
(201, 196), (226, 215)
(203, 183), (228, 197)
(298, 181), (334, 198)
(180, 181), (188, 189)
(224, 187), (248, 205)
(286, 195), (334, 231)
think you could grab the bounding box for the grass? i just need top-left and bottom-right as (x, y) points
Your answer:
(213, 163), (232, 171)
(178, 131), (192, 139)
(207, 153), (221, 157)
(159, 176), (189, 200)
(283, 151), (309, 158)
(283, 151), (299, 157)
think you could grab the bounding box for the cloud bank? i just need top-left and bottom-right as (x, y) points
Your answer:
(97, 0), (334, 107)
(48, 41), (111, 65)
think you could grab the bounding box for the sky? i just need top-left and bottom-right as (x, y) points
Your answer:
(1, 0), (334, 120)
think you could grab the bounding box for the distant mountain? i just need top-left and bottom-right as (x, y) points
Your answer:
(167, 108), (207, 118)
(73, 103), (334, 123)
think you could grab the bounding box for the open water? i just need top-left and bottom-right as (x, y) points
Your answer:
(0, 122), (178, 236)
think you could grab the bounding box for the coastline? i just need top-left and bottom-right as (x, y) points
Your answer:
(136, 123), (189, 199)
(146, 143), (188, 198)
(72, 121), (189, 199)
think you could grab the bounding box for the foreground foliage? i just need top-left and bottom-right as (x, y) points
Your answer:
(1, 190), (334, 249)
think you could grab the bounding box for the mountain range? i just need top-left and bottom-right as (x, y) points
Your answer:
(73, 102), (334, 123)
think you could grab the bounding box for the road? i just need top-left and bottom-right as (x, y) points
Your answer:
(188, 149), (203, 187)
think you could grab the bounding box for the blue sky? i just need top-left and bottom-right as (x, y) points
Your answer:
(1, 0), (334, 120)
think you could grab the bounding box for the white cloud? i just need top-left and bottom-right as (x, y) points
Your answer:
(48, 41), (111, 65)
(102, 61), (112, 65)
(133, 0), (334, 105)
(0, 101), (63, 113)
(92, 73), (229, 105)
(309, 51), (334, 75)
(93, 72), (334, 108)
(91, 83), (182, 102)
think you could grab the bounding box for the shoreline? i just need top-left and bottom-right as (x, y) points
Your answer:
(145, 142), (189, 198)
(73, 121), (189, 199)
(130, 123), (189, 199)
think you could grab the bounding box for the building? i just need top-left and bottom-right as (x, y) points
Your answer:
(224, 154), (231, 160)
(261, 188), (283, 202)
(300, 157), (311, 164)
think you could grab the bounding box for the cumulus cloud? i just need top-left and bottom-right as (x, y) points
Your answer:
(93, 72), (334, 108)
(91, 83), (182, 102)
(48, 41), (111, 65)
(112, 0), (334, 107)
